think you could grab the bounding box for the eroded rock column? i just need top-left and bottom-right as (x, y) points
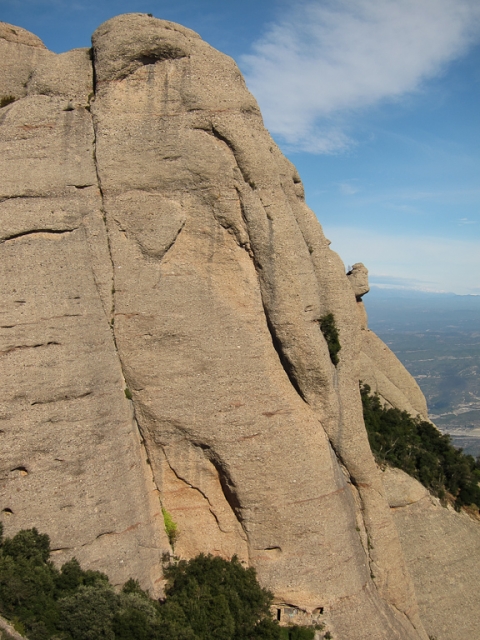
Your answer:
(91, 14), (426, 639)
(0, 23), (167, 593)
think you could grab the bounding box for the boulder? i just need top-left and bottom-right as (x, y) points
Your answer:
(0, 22), (52, 101)
(347, 262), (370, 299)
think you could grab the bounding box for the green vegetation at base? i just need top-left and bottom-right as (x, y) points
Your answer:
(319, 314), (341, 366)
(0, 525), (316, 640)
(279, 627), (315, 640)
(361, 384), (480, 510)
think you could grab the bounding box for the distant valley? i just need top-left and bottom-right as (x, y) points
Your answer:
(365, 289), (480, 457)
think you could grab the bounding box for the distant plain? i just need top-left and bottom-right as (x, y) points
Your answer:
(365, 289), (480, 457)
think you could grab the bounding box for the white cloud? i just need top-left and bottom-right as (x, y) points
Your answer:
(323, 226), (480, 294)
(337, 181), (359, 195)
(242, 0), (480, 153)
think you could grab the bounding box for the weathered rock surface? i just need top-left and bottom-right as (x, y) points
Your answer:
(0, 21), (166, 594)
(383, 468), (480, 640)
(0, 22), (53, 101)
(360, 331), (428, 418)
(0, 13), (477, 639)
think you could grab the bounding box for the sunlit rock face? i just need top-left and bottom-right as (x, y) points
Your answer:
(0, 14), (437, 639)
(382, 467), (480, 640)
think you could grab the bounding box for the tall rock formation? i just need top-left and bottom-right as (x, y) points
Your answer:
(1, 13), (476, 640)
(382, 467), (480, 640)
(0, 19), (167, 593)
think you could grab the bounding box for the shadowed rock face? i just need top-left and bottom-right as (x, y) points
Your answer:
(0, 14), (435, 639)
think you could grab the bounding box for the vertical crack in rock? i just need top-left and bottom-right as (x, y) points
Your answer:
(205, 126), (309, 405)
(162, 447), (228, 535)
(88, 52), (166, 525)
(90, 129), (114, 323)
(206, 453), (245, 531)
(341, 461), (379, 582)
(261, 303), (307, 403)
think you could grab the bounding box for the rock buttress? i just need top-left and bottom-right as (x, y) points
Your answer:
(0, 21), (167, 595)
(0, 13), (431, 639)
(350, 267), (480, 640)
(90, 13), (425, 639)
(347, 264), (429, 419)
(382, 468), (480, 640)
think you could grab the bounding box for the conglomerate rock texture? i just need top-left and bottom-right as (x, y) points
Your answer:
(382, 467), (480, 640)
(0, 13), (477, 640)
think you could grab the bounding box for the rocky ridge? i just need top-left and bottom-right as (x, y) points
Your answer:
(1, 14), (478, 640)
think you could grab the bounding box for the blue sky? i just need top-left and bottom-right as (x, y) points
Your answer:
(3, 0), (480, 294)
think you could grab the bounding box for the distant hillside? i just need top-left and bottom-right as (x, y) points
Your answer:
(365, 289), (480, 455)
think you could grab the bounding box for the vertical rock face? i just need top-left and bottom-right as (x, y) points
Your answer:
(382, 468), (480, 640)
(0, 14), (436, 639)
(0, 21), (167, 594)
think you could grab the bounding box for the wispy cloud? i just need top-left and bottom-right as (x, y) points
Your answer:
(369, 274), (435, 288)
(242, 0), (480, 153)
(337, 181), (359, 195)
(327, 184), (480, 209)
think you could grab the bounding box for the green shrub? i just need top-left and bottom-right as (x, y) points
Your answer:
(161, 507), (178, 547)
(279, 626), (315, 640)
(58, 582), (118, 640)
(1, 527), (50, 563)
(162, 553), (277, 639)
(0, 95), (15, 108)
(319, 314), (341, 365)
(361, 383), (480, 510)
(0, 528), (109, 640)
(0, 527), (319, 639)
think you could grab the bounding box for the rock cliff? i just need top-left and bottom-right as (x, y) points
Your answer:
(0, 14), (478, 640)
(382, 468), (480, 640)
